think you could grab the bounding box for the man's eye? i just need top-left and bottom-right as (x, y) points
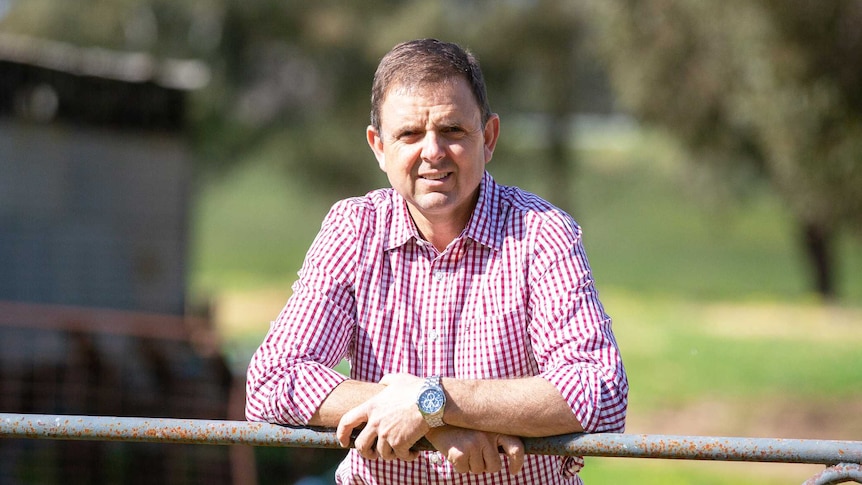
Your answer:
(397, 131), (421, 140)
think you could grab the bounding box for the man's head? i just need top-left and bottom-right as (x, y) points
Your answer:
(366, 39), (500, 249)
(370, 39), (492, 134)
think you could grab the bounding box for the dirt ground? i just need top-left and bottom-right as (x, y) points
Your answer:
(628, 396), (862, 440)
(622, 395), (862, 481)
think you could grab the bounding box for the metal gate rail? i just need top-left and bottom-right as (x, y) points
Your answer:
(2, 413), (861, 484)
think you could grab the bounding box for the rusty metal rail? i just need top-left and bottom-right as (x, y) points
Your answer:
(2, 413), (861, 484)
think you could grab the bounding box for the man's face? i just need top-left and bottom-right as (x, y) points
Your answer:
(367, 77), (499, 232)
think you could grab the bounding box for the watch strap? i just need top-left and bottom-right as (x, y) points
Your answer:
(420, 375), (446, 428)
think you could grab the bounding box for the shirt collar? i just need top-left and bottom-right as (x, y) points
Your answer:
(385, 171), (503, 252)
(462, 171), (503, 251)
(386, 191), (420, 251)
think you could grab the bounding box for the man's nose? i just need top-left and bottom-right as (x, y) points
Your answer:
(420, 131), (446, 162)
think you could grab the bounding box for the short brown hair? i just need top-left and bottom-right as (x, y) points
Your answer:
(370, 38), (492, 132)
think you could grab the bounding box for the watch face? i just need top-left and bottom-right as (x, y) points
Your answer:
(418, 388), (445, 414)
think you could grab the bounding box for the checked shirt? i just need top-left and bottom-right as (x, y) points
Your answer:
(246, 171), (628, 484)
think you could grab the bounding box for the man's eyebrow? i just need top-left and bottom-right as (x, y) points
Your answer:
(434, 116), (480, 129)
(437, 119), (463, 127)
(384, 114), (479, 136)
(442, 120), (484, 135)
(391, 123), (422, 135)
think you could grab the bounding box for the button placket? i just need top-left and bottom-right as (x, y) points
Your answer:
(425, 255), (453, 377)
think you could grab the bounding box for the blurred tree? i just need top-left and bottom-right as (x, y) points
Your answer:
(0, 0), (390, 192)
(0, 0), (602, 207)
(464, 0), (597, 213)
(0, 0), (221, 55)
(359, 0), (611, 213)
(204, 0), (601, 209)
(588, 0), (862, 299)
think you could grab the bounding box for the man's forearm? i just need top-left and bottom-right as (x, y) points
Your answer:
(308, 380), (385, 427)
(441, 376), (583, 437)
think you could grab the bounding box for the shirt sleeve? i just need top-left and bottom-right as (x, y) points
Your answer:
(245, 201), (358, 426)
(528, 215), (628, 433)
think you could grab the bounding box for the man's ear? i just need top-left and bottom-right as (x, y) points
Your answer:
(367, 125), (386, 171)
(483, 114), (500, 164)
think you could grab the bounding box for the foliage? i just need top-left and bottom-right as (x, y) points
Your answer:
(587, 0), (862, 296)
(589, 0), (862, 229)
(0, 0), (607, 207)
(4, 0), (860, 296)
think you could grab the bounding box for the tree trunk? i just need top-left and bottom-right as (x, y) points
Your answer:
(801, 221), (836, 300)
(543, 38), (579, 215)
(546, 112), (574, 214)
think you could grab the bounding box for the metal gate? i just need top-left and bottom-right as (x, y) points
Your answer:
(2, 413), (861, 484)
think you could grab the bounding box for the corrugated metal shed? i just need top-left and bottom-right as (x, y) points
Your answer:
(0, 35), (249, 485)
(0, 33), (209, 313)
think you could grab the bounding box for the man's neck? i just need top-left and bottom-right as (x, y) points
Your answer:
(408, 208), (469, 253)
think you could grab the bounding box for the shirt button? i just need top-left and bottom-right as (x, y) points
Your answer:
(429, 330), (438, 341)
(434, 271), (445, 282)
(429, 453), (443, 465)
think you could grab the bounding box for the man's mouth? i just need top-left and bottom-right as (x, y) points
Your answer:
(420, 172), (451, 181)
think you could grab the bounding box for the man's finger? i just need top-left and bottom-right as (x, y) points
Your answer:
(392, 442), (420, 462)
(481, 441), (503, 473)
(448, 450), (468, 474)
(377, 439), (396, 461)
(353, 430), (379, 461)
(498, 435), (525, 475)
(336, 405), (368, 447)
(468, 445), (486, 474)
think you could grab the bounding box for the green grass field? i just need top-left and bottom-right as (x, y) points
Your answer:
(189, 125), (862, 484)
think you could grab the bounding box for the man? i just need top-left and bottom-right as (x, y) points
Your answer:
(246, 38), (628, 484)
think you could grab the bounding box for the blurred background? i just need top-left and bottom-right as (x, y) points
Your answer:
(1, 1), (861, 484)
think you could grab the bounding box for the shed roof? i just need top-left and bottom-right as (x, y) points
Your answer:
(0, 33), (210, 129)
(0, 33), (209, 90)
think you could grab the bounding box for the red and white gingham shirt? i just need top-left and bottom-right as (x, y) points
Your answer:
(247, 171), (628, 484)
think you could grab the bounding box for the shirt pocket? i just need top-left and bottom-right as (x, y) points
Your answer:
(455, 310), (539, 379)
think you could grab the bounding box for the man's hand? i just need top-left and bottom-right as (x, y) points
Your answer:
(336, 373), (427, 461)
(426, 426), (524, 475)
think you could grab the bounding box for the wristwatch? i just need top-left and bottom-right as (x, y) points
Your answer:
(416, 375), (446, 428)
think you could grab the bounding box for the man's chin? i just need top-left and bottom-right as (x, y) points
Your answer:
(409, 194), (455, 215)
